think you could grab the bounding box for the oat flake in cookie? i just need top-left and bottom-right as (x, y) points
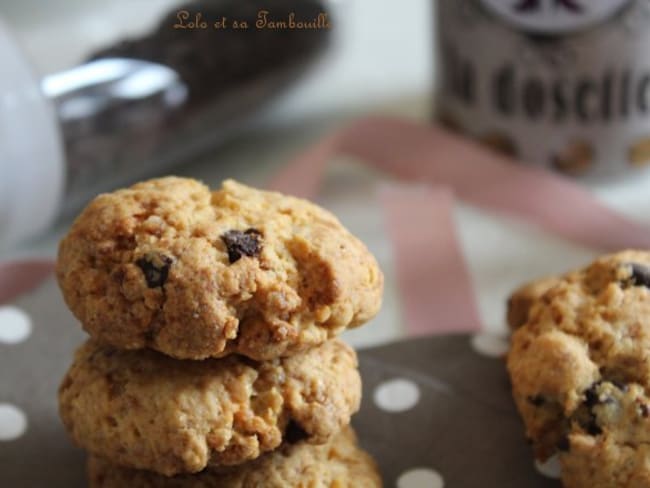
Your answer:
(507, 251), (650, 487)
(59, 338), (361, 476)
(56, 177), (383, 360)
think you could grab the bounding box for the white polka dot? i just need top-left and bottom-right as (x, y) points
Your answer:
(0, 306), (32, 344)
(471, 332), (509, 358)
(0, 403), (27, 441)
(397, 468), (444, 488)
(535, 454), (562, 479)
(373, 378), (420, 412)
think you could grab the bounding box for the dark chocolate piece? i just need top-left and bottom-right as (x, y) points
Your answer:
(526, 395), (545, 407)
(640, 404), (649, 418)
(629, 263), (650, 288)
(584, 382), (602, 408)
(585, 418), (602, 436)
(221, 228), (262, 263)
(285, 420), (309, 444)
(136, 254), (173, 288)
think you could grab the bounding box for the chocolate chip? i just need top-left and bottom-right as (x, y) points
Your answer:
(221, 229), (262, 263)
(640, 404), (649, 418)
(556, 436), (570, 452)
(584, 382), (602, 408)
(581, 382), (607, 436)
(136, 254), (173, 288)
(629, 263), (650, 288)
(586, 418), (602, 436)
(611, 380), (628, 392)
(526, 394), (545, 407)
(285, 420), (309, 444)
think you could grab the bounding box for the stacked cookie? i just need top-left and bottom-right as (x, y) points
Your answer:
(55, 177), (384, 487)
(507, 251), (650, 488)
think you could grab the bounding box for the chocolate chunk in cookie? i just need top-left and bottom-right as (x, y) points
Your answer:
(527, 394), (546, 407)
(136, 253), (173, 288)
(285, 420), (310, 444)
(221, 228), (262, 263)
(584, 382), (603, 408)
(629, 263), (650, 288)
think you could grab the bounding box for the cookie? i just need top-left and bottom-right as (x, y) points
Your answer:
(59, 338), (361, 476)
(56, 177), (383, 360)
(87, 426), (382, 488)
(506, 275), (561, 330)
(507, 251), (650, 485)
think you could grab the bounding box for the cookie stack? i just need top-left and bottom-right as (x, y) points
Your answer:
(507, 251), (650, 488)
(55, 177), (384, 487)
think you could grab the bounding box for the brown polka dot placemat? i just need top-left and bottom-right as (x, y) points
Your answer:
(0, 275), (560, 487)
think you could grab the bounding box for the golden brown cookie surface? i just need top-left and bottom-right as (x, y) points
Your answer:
(56, 177), (383, 360)
(507, 251), (650, 487)
(561, 434), (650, 488)
(59, 339), (361, 476)
(506, 275), (562, 330)
(87, 427), (382, 488)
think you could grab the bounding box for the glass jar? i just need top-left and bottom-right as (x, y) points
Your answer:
(436, 0), (650, 179)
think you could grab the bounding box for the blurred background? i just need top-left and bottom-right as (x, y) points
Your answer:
(0, 0), (432, 248)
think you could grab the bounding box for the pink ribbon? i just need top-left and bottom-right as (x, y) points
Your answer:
(270, 116), (650, 334)
(378, 184), (481, 335)
(0, 259), (55, 305)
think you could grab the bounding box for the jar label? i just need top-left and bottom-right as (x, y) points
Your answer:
(479, 0), (632, 34)
(438, 0), (650, 177)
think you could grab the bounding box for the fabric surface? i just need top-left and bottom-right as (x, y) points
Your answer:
(0, 274), (561, 487)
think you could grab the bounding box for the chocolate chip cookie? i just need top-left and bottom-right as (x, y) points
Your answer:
(59, 338), (361, 476)
(87, 426), (382, 488)
(507, 251), (650, 486)
(56, 177), (383, 360)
